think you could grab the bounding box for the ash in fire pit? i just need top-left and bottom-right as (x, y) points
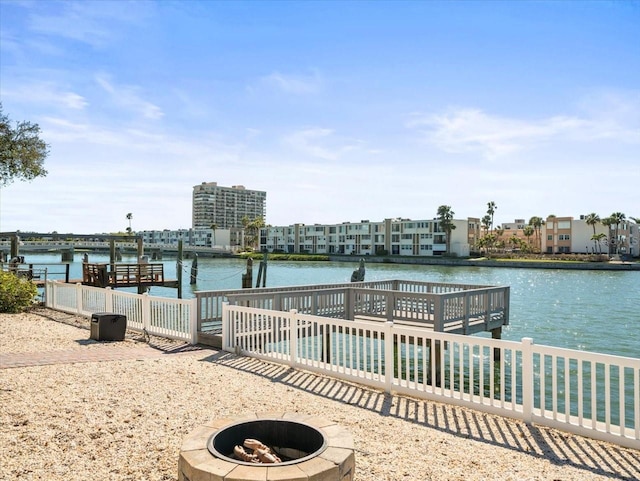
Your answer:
(179, 413), (355, 481)
(208, 418), (327, 466)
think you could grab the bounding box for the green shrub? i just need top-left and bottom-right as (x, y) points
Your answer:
(0, 271), (38, 313)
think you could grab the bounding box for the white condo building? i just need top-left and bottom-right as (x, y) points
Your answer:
(260, 216), (638, 258)
(192, 182), (266, 230)
(260, 218), (473, 257)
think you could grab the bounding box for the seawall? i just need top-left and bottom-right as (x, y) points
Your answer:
(328, 255), (640, 271)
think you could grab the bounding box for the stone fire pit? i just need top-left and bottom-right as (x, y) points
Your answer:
(179, 413), (355, 481)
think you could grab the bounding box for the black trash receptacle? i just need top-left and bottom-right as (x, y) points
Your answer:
(90, 312), (127, 341)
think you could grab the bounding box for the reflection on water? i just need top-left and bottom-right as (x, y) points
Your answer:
(20, 253), (640, 358)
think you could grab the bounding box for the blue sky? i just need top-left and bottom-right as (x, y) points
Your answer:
(1, 0), (639, 234)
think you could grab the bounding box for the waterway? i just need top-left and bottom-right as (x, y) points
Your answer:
(19, 253), (640, 359)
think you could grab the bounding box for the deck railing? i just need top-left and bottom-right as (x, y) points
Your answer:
(221, 304), (640, 450)
(45, 281), (197, 343)
(195, 279), (508, 335)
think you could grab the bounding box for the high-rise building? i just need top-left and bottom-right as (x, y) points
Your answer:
(192, 182), (266, 230)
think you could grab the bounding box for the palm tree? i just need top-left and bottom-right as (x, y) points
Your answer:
(523, 225), (534, 251)
(610, 212), (626, 255)
(481, 215), (491, 235)
(251, 216), (265, 250)
(436, 205), (456, 255)
(241, 215), (265, 250)
(126, 213), (133, 236)
(528, 216), (544, 253)
(486, 201), (497, 235)
(508, 234), (521, 252)
(601, 216), (614, 254)
(591, 233), (607, 254)
(584, 213), (600, 253)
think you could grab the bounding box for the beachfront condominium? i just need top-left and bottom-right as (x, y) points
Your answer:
(192, 182), (267, 230)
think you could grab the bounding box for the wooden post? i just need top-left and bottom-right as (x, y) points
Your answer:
(109, 240), (116, 268)
(190, 254), (198, 285)
(255, 251), (268, 288)
(262, 252), (268, 287)
(137, 254), (148, 294)
(177, 240), (183, 299)
(137, 237), (144, 260)
(10, 235), (19, 259)
(492, 327), (502, 362)
(242, 258), (253, 288)
(256, 263), (262, 288)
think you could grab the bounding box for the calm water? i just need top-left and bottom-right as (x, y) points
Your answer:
(23, 253), (640, 359)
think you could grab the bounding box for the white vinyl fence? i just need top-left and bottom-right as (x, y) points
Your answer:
(45, 281), (198, 343)
(222, 304), (640, 450)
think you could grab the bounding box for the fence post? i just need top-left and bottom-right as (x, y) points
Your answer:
(45, 280), (52, 308)
(384, 320), (394, 393)
(345, 288), (353, 320)
(434, 296), (444, 331)
(274, 293), (282, 312)
(142, 292), (151, 333)
(464, 293), (470, 335)
(387, 292), (394, 322)
(521, 337), (534, 423)
(105, 287), (113, 312)
(503, 287), (511, 326)
(289, 309), (298, 368)
(189, 297), (198, 345)
(484, 292), (490, 329)
(221, 302), (231, 351)
(75, 283), (83, 314)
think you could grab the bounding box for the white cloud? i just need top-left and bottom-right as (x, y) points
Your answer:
(407, 109), (588, 158)
(0, 82), (88, 110)
(260, 70), (323, 95)
(282, 128), (363, 161)
(39, 116), (244, 166)
(95, 74), (164, 120)
(408, 92), (640, 159)
(27, 1), (152, 48)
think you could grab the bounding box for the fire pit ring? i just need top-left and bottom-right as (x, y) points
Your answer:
(208, 418), (327, 466)
(179, 413), (355, 481)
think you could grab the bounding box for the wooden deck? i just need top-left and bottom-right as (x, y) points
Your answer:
(82, 263), (179, 289)
(194, 279), (510, 345)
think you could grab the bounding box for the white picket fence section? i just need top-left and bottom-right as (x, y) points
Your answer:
(45, 281), (198, 343)
(222, 304), (640, 450)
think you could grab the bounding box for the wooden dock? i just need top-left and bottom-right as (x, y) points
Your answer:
(82, 263), (179, 289)
(194, 279), (510, 347)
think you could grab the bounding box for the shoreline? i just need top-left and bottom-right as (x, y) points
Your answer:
(330, 255), (640, 271)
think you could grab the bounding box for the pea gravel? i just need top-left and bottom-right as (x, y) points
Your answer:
(1, 309), (638, 481)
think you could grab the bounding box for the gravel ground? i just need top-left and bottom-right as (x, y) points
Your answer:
(1, 308), (638, 481)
